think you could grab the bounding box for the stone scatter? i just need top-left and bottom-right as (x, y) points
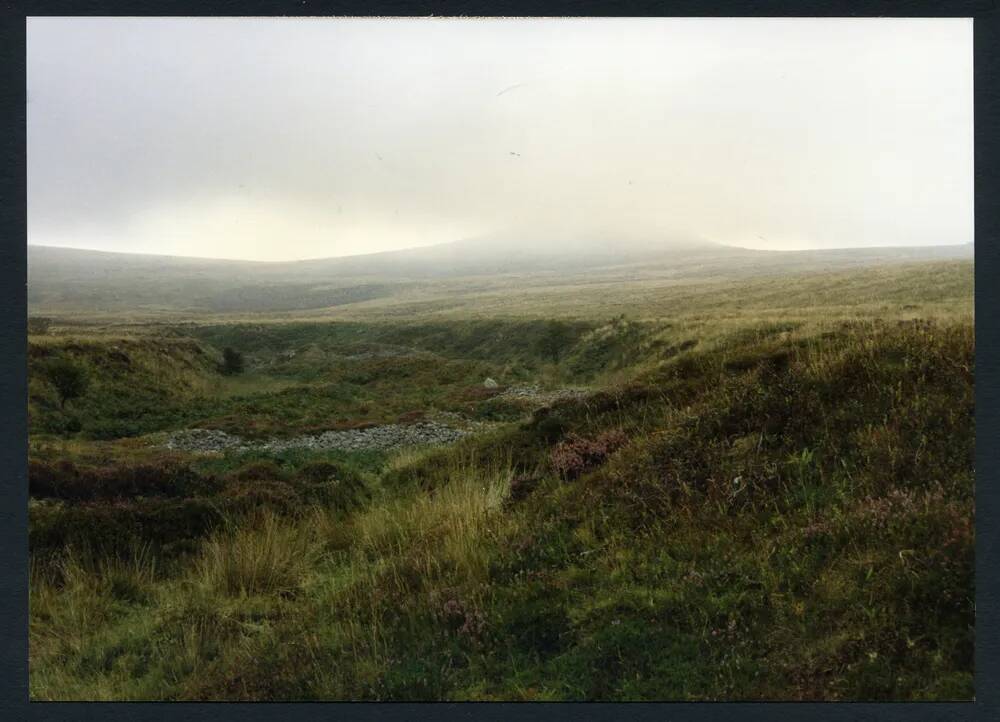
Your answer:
(164, 421), (471, 454)
(162, 384), (592, 455)
(497, 385), (589, 404)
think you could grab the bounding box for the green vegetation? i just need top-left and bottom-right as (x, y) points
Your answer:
(44, 357), (90, 409)
(27, 260), (974, 700)
(220, 347), (246, 376)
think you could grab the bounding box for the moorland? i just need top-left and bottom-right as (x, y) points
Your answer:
(26, 240), (974, 700)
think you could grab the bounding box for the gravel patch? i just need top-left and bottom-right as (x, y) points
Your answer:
(164, 420), (472, 455)
(162, 383), (590, 456)
(497, 385), (590, 404)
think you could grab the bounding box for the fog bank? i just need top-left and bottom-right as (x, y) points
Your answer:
(27, 17), (973, 261)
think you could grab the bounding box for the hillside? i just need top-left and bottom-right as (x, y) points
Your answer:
(27, 241), (972, 315)
(27, 260), (974, 700)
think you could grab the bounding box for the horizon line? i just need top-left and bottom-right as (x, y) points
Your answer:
(25, 239), (974, 265)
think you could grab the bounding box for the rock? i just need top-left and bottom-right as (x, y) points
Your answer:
(483, 377), (499, 389)
(163, 420), (472, 455)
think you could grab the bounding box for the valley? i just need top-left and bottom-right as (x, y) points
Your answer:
(27, 249), (975, 701)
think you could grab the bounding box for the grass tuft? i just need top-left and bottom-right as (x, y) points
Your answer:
(196, 512), (319, 597)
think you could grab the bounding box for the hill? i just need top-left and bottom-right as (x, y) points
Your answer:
(27, 258), (974, 700)
(27, 241), (972, 315)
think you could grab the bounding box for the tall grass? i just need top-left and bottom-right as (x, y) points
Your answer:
(196, 511), (319, 597)
(27, 272), (975, 700)
(30, 543), (158, 659)
(354, 454), (511, 575)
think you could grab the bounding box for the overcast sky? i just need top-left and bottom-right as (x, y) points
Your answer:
(27, 17), (973, 262)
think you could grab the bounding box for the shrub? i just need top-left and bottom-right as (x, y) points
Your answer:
(550, 429), (628, 479)
(29, 497), (225, 559)
(532, 415), (568, 443)
(536, 320), (578, 364)
(44, 358), (90, 409)
(221, 347), (245, 376)
(28, 460), (221, 501)
(294, 460), (370, 512)
(221, 480), (301, 516)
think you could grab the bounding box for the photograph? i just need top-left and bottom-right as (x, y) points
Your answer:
(25, 16), (974, 701)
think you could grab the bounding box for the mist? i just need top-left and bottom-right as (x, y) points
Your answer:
(27, 17), (973, 262)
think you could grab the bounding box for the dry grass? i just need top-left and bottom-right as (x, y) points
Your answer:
(196, 511), (320, 597)
(26, 260), (974, 701)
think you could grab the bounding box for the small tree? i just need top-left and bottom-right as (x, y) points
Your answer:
(221, 347), (245, 376)
(537, 320), (577, 364)
(46, 358), (89, 409)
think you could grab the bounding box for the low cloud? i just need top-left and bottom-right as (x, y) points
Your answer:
(27, 17), (973, 261)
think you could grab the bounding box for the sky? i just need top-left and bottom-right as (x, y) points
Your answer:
(27, 17), (973, 262)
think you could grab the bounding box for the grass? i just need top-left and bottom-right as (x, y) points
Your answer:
(197, 511), (320, 597)
(26, 260), (974, 700)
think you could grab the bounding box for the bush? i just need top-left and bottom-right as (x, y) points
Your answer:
(550, 429), (628, 479)
(295, 460), (370, 512)
(28, 460), (221, 501)
(536, 320), (578, 364)
(44, 358), (90, 409)
(221, 480), (300, 516)
(29, 497), (225, 559)
(532, 415), (568, 443)
(221, 347), (245, 376)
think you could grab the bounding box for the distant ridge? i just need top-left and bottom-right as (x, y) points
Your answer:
(27, 240), (972, 315)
